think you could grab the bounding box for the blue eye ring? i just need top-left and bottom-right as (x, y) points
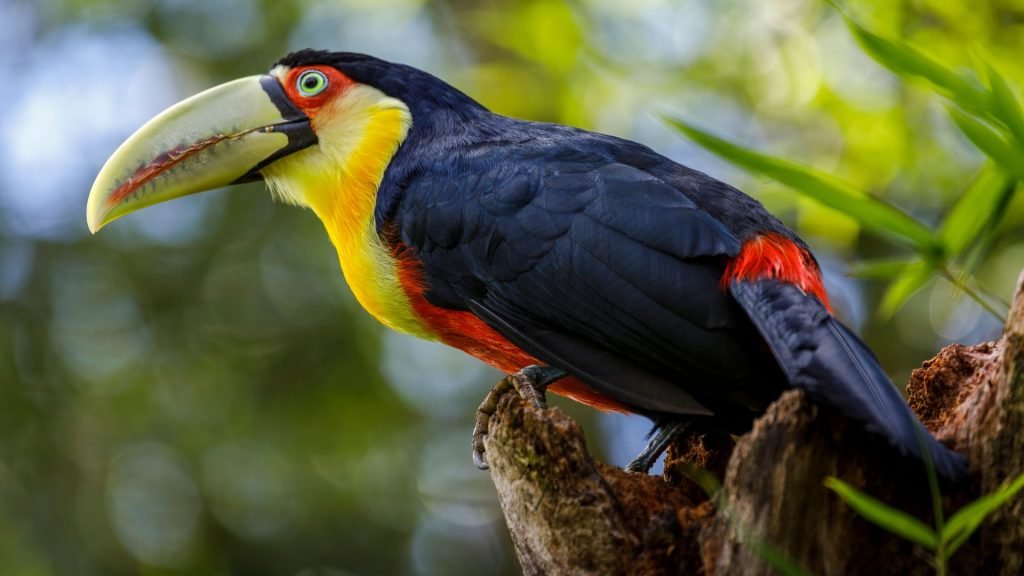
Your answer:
(296, 70), (328, 97)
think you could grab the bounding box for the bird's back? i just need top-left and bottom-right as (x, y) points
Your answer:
(388, 114), (793, 424)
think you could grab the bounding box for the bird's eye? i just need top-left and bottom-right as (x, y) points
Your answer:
(296, 70), (328, 97)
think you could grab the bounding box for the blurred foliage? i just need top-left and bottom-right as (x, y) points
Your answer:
(826, 472), (1024, 573)
(667, 2), (1022, 321)
(1, 0), (1023, 574)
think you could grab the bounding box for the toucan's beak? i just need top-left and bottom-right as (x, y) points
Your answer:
(87, 75), (316, 233)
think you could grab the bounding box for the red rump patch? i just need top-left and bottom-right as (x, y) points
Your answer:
(723, 234), (831, 311)
(393, 246), (631, 413)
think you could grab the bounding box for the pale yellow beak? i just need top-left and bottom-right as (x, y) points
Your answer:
(87, 75), (315, 233)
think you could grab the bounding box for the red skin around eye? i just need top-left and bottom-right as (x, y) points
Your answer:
(281, 66), (355, 121)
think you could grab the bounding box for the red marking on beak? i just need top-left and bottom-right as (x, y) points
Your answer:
(104, 134), (233, 209)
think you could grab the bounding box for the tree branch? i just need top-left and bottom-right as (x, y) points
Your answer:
(483, 269), (1024, 575)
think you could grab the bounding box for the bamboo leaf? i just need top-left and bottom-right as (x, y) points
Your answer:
(949, 109), (1024, 180)
(752, 540), (814, 576)
(848, 257), (919, 279)
(938, 164), (1016, 257)
(985, 63), (1024, 146)
(825, 477), (938, 549)
(939, 267), (1010, 321)
(963, 221), (1006, 274)
(879, 262), (935, 319)
(670, 461), (721, 499)
(836, 11), (988, 115)
(663, 117), (938, 251)
(943, 473), (1024, 555)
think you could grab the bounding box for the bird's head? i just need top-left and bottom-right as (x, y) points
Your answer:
(86, 50), (479, 233)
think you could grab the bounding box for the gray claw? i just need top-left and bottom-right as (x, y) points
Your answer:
(470, 365), (567, 472)
(473, 449), (489, 470)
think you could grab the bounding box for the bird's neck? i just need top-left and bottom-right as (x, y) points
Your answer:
(262, 91), (434, 340)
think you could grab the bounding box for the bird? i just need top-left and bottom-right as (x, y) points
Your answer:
(87, 50), (967, 481)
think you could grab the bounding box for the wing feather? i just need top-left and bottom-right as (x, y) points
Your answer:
(729, 278), (967, 482)
(397, 153), (769, 417)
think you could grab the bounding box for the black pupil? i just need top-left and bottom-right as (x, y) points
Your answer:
(303, 74), (320, 90)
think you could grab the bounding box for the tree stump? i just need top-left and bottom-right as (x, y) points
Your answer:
(482, 270), (1024, 575)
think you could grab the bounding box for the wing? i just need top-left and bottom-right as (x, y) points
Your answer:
(396, 147), (779, 418)
(729, 278), (968, 482)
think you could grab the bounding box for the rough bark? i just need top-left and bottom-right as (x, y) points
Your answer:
(482, 271), (1024, 575)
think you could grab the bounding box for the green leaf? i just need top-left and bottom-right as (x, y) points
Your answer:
(663, 117), (938, 251)
(985, 63), (1024, 146)
(943, 472), (1024, 555)
(879, 262), (936, 319)
(939, 267), (1011, 322)
(963, 222), (1006, 274)
(752, 540), (814, 576)
(938, 164), (1016, 257)
(838, 13), (989, 115)
(670, 462), (721, 500)
(949, 108), (1024, 180)
(825, 477), (938, 549)
(848, 257), (919, 279)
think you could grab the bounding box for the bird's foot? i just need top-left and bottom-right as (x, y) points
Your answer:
(625, 420), (691, 473)
(471, 365), (566, 470)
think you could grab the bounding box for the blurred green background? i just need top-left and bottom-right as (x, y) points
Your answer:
(2, 0), (1023, 574)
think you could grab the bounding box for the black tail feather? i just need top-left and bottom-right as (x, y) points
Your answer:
(730, 279), (968, 483)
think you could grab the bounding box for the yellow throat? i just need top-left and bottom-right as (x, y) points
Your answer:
(261, 76), (434, 341)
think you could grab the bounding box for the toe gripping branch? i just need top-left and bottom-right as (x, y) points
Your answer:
(625, 420), (691, 473)
(472, 365), (566, 470)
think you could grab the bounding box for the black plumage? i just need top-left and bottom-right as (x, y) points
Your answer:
(731, 279), (967, 481)
(277, 51), (967, 481)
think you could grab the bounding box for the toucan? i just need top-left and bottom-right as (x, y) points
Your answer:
(87, 50), (967, 481)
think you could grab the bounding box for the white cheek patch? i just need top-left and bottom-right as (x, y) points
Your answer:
(269, 65), (290, 83)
